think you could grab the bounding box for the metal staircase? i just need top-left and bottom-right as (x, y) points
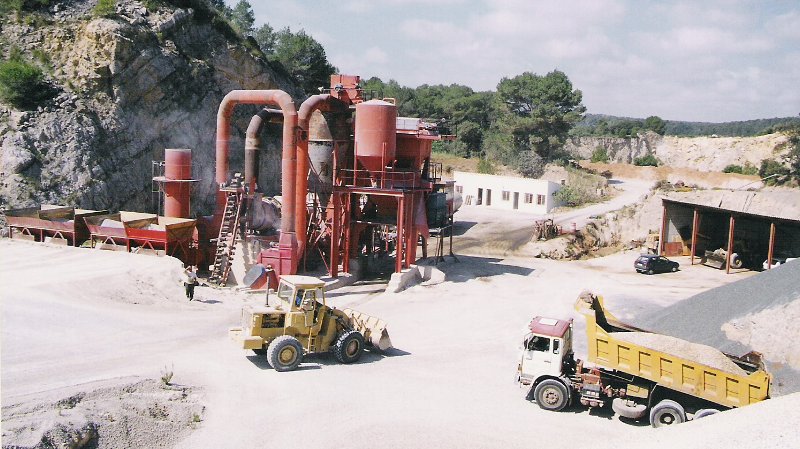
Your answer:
(208, 173), (244, 286)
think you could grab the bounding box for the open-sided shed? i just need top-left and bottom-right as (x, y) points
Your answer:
(659, 191), (800, 273)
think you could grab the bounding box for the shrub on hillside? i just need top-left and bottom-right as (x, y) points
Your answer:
(553, 185), (584, 207)
(93, 0), (116, 17)
(759, 159), (790, 185)
(723, 164), (743, 174)
(633, 154), (659, 167)
(590, 146), (609, 163)
(477, 158), (495, 175)
(0, 55), (51, 110)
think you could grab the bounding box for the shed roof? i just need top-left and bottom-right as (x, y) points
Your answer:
(662, 190), (800, 224)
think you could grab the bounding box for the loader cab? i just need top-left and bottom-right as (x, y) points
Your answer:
(274, 275), (326, 312)
(519, 317), (573, 384)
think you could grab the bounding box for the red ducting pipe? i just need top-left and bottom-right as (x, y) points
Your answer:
(216, 90), (297, 234)
(245, 108), (284, 194)
(296, 94), (341, 253)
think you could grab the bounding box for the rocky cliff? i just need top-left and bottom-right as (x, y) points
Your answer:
(0, 0), (298, 217)
(565, 132), (790, 172)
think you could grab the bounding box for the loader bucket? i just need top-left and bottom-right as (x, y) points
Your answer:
(341, 308), (393, 351)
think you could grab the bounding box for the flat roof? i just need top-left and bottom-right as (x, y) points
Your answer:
(528, 316), (572, 338)
(662, 190), (800, 224)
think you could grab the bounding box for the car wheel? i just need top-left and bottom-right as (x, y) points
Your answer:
(671, 266), (678, 272)
(647, 269), (654, 275)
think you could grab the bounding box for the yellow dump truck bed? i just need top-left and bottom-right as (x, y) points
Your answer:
(578, 295), (771, 409)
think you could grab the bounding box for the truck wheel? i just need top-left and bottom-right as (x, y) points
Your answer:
(612, 398), (647, 419)
(534, 379), (569, 412)
(650, 399), (686, 427)
(334, 330), (365, 364)
(693, 408), (719, 419)
(730, 255), (743, 269)
(267, 335), (303, 372)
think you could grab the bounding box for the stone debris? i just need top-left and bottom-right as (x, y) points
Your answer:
(611, 331), (747, 376)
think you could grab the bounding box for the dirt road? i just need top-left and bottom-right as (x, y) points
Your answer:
(2, 235), (773, 448)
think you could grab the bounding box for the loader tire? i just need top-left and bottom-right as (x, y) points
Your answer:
(334, 330), (365, 364)
(533, 379), (569, 412)
(267, 336), (303, 372)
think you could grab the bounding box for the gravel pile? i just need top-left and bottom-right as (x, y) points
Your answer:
(611, 332), (746, 375)
(1, 377), (204, 449)
(641, 259), (800, 394)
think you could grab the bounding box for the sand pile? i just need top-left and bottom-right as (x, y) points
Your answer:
(642, 259), (800, 393)
(0, 239), (186, 306)
(611, 332), (746, 375)
(600, 392), (800, 449)
(1, 377), (203, 449)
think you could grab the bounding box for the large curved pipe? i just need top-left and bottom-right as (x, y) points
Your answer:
(297, 94), (349, 253)
(244, 108), (284, 194)
(216, 90), (297, 233)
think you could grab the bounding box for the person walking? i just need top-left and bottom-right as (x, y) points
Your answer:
(184, 268), (198, 301)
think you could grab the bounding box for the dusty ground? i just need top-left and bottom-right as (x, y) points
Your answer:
(2, 179), (799, 448)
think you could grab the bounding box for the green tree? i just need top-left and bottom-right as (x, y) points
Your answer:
(269, 27), (336, 97)
(517, 151), (545, 178)
(644, 116), (666, 135)
(477, 158), (496, 174)
(488, 70), (585, 165)
(591, 146), (609, 163)
(230, 0), (255, 35)
(253, 23), (276, 54)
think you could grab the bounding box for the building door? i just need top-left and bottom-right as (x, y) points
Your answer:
(513, 192), (519, 210)
(486, 189), (492, 206)
(476, 188), (483, 205)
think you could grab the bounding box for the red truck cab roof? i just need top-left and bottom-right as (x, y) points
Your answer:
(528, 316), (572, 338)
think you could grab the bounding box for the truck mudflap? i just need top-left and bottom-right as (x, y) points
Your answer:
(340, 308), (393, 351)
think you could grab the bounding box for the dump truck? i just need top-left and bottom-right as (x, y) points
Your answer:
(229, 275), (392, 371)
(515, 292), (771, 427)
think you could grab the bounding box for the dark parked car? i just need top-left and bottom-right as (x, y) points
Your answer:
(635, 254), (679, 274)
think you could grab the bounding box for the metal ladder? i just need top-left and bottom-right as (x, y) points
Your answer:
(208, 173), (244, 286)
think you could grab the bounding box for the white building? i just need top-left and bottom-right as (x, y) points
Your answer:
(453, 171), (562, 213)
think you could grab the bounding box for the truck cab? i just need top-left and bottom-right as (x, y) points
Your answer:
(517, 316), (573, 386)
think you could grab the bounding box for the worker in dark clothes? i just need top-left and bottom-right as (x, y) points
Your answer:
(184, 268), (198, 301)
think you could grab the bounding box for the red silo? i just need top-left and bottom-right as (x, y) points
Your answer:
(354, 99), (397, 176)
(163, 148), (193, 218)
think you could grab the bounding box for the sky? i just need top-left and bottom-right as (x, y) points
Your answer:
(229, 0), (800, 122)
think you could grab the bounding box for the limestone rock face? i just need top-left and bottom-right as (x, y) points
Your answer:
(564, 132), (790, 172)
(0, 0), (299, 216)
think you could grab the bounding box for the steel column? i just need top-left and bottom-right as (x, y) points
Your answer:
(726, 215), (735, 274)
(767, 222), (776, 269)
(659, 205), (668, 255)
(690, 208), (699, 265)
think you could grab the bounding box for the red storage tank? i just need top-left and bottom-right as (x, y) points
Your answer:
(354, 99), (397, 175)
(163, 148), (193, 218)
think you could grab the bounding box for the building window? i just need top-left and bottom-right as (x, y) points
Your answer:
(524, 193), (533, 204)
(455, 185), (463, 194)
(537, 194), (545, 205)
(502, 190), (510, 201)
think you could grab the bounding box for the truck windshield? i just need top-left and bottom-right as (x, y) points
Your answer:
(526, 335), (551, 352)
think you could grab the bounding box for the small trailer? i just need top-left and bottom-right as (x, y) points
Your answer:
(515, 292), (771, 427)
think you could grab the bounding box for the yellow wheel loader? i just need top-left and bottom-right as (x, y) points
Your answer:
(229, 275), (392, 372)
